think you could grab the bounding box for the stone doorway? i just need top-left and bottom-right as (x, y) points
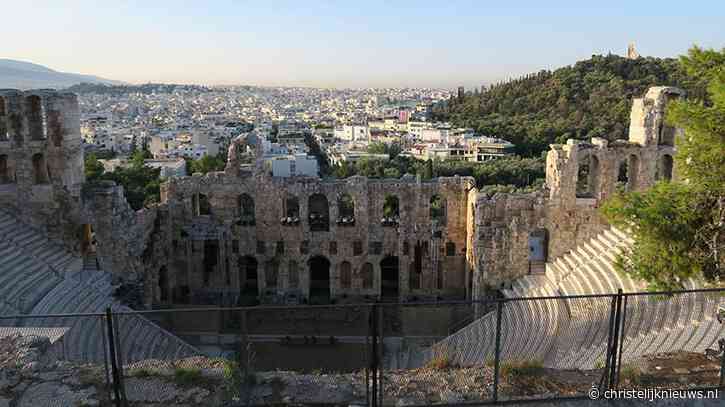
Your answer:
(381, 256), (399, 300)
(309, 255), (331, 304)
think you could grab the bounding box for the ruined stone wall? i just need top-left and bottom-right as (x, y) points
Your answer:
(0, 89), (85, 255)
(157, 170), (475, 305)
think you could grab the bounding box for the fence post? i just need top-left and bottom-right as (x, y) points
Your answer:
(615, 293), (628, 388)
(100, 315), (112, 400)
(602, 295), (617, 390)
(370, 303), (379, 407)
(493, 299), (503, 403)
(378, 304), (384, 405)
(608, 290), (623, 389)
(105, 307), (123, 407)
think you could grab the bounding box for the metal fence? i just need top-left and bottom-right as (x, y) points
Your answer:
(1, 288), (724, 406)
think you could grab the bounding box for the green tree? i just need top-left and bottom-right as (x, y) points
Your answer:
(84, 153), (105, 182)
(602, 46), (725, 289)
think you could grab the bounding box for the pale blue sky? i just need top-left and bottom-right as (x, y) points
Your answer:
(2, 0), (723, 88)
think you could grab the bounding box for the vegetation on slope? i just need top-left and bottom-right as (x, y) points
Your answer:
(433, 54), (696, 156)
(602, 46), (725, 289)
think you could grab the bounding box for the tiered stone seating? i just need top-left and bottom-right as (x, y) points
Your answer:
(424, 226), (723, 370)
(0, 209), (200, 365)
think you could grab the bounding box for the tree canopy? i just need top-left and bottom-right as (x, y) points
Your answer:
(601, 46), (725, 290)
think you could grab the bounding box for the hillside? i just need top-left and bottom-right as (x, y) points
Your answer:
(433, 54), (693, 156)
(0, 59), (122, 90)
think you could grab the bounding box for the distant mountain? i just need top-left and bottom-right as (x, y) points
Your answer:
(0, 59), (124, 90)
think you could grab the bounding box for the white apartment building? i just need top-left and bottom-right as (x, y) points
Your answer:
(334, 125), (369, 143)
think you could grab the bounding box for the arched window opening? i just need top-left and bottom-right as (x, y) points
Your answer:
(26, 96), (45, 140)
(0, 97), (8, 142)
(288, 260), (299, 289)
(430, 195), (446, 225)
(238, 193), (255, 225)
(408, 262), (420, 290)
(203, 240), (218, 286)
(436, 260), (444, 290)
(617, 160), (628, 190)
(265, 260), (279, 289)
(308, 193), (329, 231)
(337, 193), (355, 226)
(47, 109), (62, 147)
(0, 155), (10, 184)
(382, 194), (399, 226)
(361, 262), (374, 290)
(32, 153), (49, 184)
(339, 261), (352, 289)
(528, 228), (548, 274)
(282, 194), (300, 225)
(381, 256), (399, 299)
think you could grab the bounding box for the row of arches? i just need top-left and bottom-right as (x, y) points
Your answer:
(190, 191), (448, 228)
(0, 153), (50, 184)
(576, 152), (673, 198)
(0, 95), (61, 143)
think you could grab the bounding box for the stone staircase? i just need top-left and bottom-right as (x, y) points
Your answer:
(0, 209), (201, 364)
(425, 227), (724, 370)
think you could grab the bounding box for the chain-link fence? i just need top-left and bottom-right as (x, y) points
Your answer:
(0, 288), (723, 406)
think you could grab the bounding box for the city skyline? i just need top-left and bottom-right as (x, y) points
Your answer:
(2, 0), (724, 88)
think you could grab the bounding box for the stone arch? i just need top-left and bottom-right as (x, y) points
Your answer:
(337, 193), (355, 222)
(239, 255), (258, 296)
(408, 261), (420, 290)
(528, 228), (548, 274)
(659, 154), (673, 181)
(0, 154), (10, 184)
(308, 193), (329, 231)
(445, 241), (456, 256)
(26, 95), (45, 140)
(430, 194), (446, 224)
(238, 193), (255, 224)
(0, 97), (7, 142)
(47, 108), (63, 147)
(309, 255), (331, 302)
(436, 260), (444, 290)
(380, 256), (399, 299)
(361, 262), (374, 289)
(194, 193), (211, 216)
(339, 261), (352, 289)
(617, 160), (629, 188)
(288, 260), (299, 289)
(31, 153), (49, 184)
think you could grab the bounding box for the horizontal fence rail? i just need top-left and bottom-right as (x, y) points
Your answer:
(0, 289), (723, 406)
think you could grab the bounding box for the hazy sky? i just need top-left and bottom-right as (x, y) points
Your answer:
(3, 0), (723, 89)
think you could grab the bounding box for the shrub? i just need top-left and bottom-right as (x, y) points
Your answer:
(174, 367), (202, 386)
(425, 354), (455, 370)
(501, 359), (544, 377)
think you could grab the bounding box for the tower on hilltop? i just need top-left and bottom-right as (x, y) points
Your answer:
(627, 42), (640, 59)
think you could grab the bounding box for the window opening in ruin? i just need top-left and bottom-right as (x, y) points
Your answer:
(576, 154), (599, 199)
(337, 193), (355, 225)
(238, 194), (255, 225)
(380, 256), (399, 299)
(617, 160), (629, 190)
(239, 256), (258, 297)
(282, 194), (300, 225)
(659, 154), (673, 181)
(300, 240), (309, 254)
(353, 240), (363, 256)
(288, 260), (299, 289)
(382, 195), (400, 226)
(0, 97), (7, 142)
(430, 195), (446, 225)
(32, 153), (49, 184)
(309, 255), (331, 304)
(445, 242), (456, 256)
(256, 241), (265, 254)
(408, 262), (420, 290)
(361, 262), (374, 289)
(158, 267), (168, 302)
(340, 261), (352, 289)
(0, 155), (10, 184)
(329, 241), (337, 255)
(225, 259), (230, 285)
(276, 240), (285, 255)
(436, 260), (444, 290)
(265, 260), (279, 289)
(308, 193), (329, 231)
(370, 241), (382, 255)
(628, 154), (639, 191)
(528, 228), (548, 274)
(196, 193), (211, 216)
(203, 240), (218, 286)
(232, 240), (238, 253)
(658, 94), (678, 146)
(403, 241), (409, 256)
(26, 95), (45, 141)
